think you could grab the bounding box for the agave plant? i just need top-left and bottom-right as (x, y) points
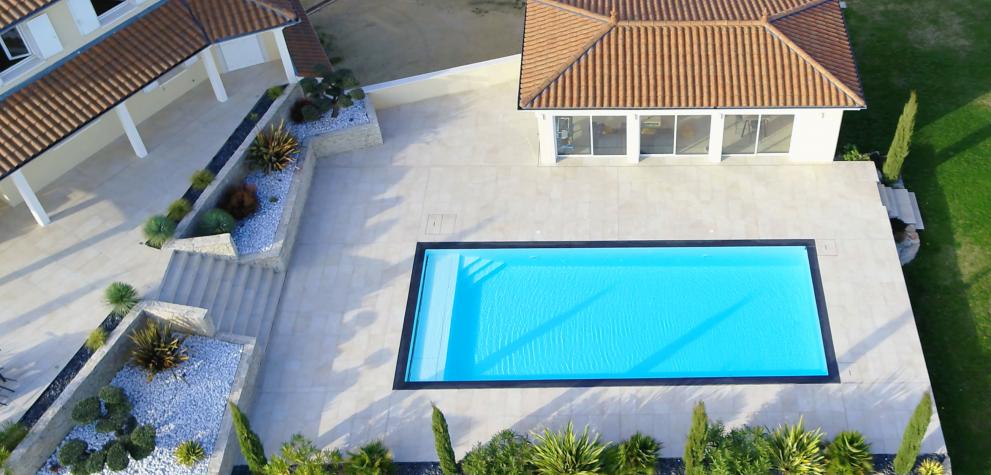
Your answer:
(612, 432), (661, 474)
(825, 431), (873, 475)
(530, 423), (609, 475)
(916, 458), (944, 475)
(249, 120), (299, 173)
(128, 320), (188, 381)
(104, 282), (139, 316)
(767, 418), (826, 475)
(175, 440), (206, 467)
(143, 215), (176, 248)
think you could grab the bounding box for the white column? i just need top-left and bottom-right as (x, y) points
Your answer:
(274, 28), (299, 83)
(200, 47), (228, 102)
(11, 170), (51, 226)
(114, 102), (147, 158)
(627, 113), (640, 163)
(537, 113), (558, 165)
(708, 112), (724, 163)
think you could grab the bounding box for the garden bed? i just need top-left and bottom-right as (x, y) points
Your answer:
(38, 335), (242, 475)
(288, 97), (370, 142)
(231, 159), (301, 255)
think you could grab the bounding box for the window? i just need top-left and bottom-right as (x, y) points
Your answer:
(639, 115), (711, 155)
(555, 115), (628, 156)
(91, 0), (128, 17)
(592, 116), (626, 155)
(0, 28), (31, 74)
(722, 114), (794, 154)
(555, 116), (591, 155)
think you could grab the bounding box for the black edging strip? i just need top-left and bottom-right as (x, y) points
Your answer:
(393, 239), (840, 390)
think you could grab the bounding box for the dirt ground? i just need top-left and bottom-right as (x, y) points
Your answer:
(303, 0), (525, 85)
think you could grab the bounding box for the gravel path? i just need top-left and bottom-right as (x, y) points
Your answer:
(40, 336), (243, 475)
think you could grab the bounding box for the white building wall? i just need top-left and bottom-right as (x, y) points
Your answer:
(788, 109), (846, 163)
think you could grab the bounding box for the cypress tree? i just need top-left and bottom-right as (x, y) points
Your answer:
(883, 90), (918, 183)
(683, 401), (709, 475)
(432, 404), (458, 475)
(229, 402), (268, 474)
(893, 392), (933, 475)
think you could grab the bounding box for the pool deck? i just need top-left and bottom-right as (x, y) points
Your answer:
(251, 80), (946, 460)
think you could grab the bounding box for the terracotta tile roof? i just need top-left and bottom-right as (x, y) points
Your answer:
(0, 0), (299, 180)
(519, 0), (865, 109)
(282, 0), (333, 76)
(0, 0), (56, 31)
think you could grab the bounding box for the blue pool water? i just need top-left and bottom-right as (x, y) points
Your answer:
(403, 245), (830, 384)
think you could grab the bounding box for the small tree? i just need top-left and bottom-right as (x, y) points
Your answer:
(883, 90), (918, 183)
(432, 405), (459, 475)
(229, 402), (267, 474)
(893, 392), (933, 475)
(297, 65), (365, 120)
(684, 401), (709, 475)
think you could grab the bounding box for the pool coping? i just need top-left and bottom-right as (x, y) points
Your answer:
(393, 240), (840, 389)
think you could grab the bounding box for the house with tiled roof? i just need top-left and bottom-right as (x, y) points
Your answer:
(520, 0), (865, 165)
(0, 0), (328, 226)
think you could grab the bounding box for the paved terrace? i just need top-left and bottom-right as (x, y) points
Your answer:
(252, 80), (946, 459)
(0, 63), (283, 423)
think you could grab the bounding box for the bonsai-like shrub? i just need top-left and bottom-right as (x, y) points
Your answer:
(104, 282), (139, 317)
(129, 320), (188, 381)
(894, 392), (933, 475)
(768, 418), (826, 474)
(249, 121), (299, 173)
(222, 183), (259, 219)
(530, 423), (608, 475)
(462, 430), (533, 475)
(198, 208), (236, 236)
(230, 402), (268, 474)
(266, 434), (343, 474)
(175, 439), (206, 467)
(99, 385), (129, 407)
(289, 98), (317, 124)
(708, 426), (773, 475)
(298, 65), (365, 120)
(190, 169), (215, 191)
(347, 440), (395, 475)
(83, 449), (106, 473)
(431, 405), (458, 475)
(167, 198), (193, 222)
(684, 401), (709, 475)
(143, 215), (176, 249)
(825, 431), (873, 475)
(104, 441), (129, 471)
(96, 410), (136, 436)
(71, 397), (102, 424)
(128, 424), (156, 460)
(841, 144), (868, 161)
(883, 90), (918, 183)
(58, 439), (89, 467)
(611, 432), (661, 474)
(916, 458), (944, 475)
(85, 328), (107, 352)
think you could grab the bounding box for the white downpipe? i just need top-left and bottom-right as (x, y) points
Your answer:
(114, 102), (147, 158)
(11, 170), (51, 226)
(274, 28), (299, 83)
(627, 113), (641, 163)
(708, 112), (725, 163)
(200, 47), (228, 102)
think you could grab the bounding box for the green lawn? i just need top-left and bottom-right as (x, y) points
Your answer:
(841, 0), (991, 472)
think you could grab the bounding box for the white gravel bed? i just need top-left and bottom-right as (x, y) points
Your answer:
(39, 336), (243, 475)
(288, 98), (369, 141)
(232, 160), (299, 255)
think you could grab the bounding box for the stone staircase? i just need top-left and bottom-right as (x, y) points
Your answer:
(157, 250), (285, 347)
(878, 183), (925, 230)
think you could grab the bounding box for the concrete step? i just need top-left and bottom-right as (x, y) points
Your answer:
(908, 192), (925, 230)
(892, 188), (917, 225)
(193, 258), (231, 309)
(250, 270), (286, 346)
(220, 266), (262, 334)
(183, 254), (217, 306)
(158, 251), (190, 301)
(172, 252), (205, 304)
(877, 183), (892, 209)
(214, 264), (254, 333)
(232, 269), (273, 336)
(204, 260), (238, 318)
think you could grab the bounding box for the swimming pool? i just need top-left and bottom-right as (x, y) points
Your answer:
(395, 241), (838, 388)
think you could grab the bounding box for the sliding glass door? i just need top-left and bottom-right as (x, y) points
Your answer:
(722, 114), (794, 155)
(639, 115), (711, 156)
(556, 115), (627, 157)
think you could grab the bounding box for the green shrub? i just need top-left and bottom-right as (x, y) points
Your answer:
(825, 431), (874, 475)
(612, 432), (661, 474)
(198, 208), (236, 236)
(104, 282), (139, 317)
(129, 320), (188, 381)
(105, 441), (129, 471)
(684, 401), (709, 475)
(0, 422), (27, 452)
(347, 440), (395, 475)
(708, 426), (773, 475)
(59, 439), (89, 467)
(143, 215), (176, 249)
(530, 423), (608, 475)
(99, 385), (129, 407)
(267, 85), (285, 100)
(96, 410), (136, 436)
(883, 90), (918, 183)
(0, 447), (11, 471)
(299, 66), (365, 119)
(175, 439), (206, 467)
(894, 392), (933, 475)
(128, 424), (156, 460)
(265, 434), (342, 474)
(167, 198), (193, 222)
(768, 418), (826, 474)
(431, 405), (458, 475)
(230, 402), (268, 474)
(71, 397), (102, 424)
(83, 449), (106, 473)
(249, 121), (299, 173)
(916, 458), (944, 475)
(461, 430), (533, 475)
(190, 169), (215, 191)
(84, 328), (107, 352)
(841, 144), (868, 161)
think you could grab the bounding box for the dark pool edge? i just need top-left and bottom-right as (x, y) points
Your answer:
(392, 239), (841, 390)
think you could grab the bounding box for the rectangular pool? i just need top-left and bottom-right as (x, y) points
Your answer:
(395, 241), (838, 388)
